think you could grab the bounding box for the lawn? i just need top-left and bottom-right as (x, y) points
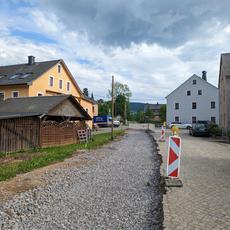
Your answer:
(0, 130), (125, 182)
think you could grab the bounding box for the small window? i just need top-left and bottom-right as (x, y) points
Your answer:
(37, 92), (44, 96)
(58, 64), (61, 73)
(67, 82), (70, 91)
(92, 105), (95, 113)
(211, 117), (216, 124)
(12, 91), (19, 98)
(211, 101), (215, 109)
(175, 103), (179, 110)
(192, 102), (197, 109)
(9, 74), (21, 80)
(193, 79), (197, 85)
(192, 116), (196, 123)
(198, 90), (202, 95)
(187, 90), (191, 96)
(0, 75), (6, 79)
(59, 79), (63, 89)
(175, 116), (179, 122)
(49, 76), (54, 87)
(0, 92), (4, 101)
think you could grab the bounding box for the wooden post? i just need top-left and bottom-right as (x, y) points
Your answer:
(111, 76), (115, 140)
(124, 97), (126, 126)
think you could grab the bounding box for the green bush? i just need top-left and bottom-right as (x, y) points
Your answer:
(208, 124), (222, 136)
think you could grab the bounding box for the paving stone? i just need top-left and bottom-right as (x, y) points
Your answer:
(152, 128), (230, 230)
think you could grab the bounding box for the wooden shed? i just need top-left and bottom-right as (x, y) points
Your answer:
(0, 95), (91, 153)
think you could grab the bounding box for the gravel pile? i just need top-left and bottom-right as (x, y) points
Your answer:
(0, 130), (163, 230)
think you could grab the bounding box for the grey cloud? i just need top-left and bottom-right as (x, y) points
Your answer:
(39, 0), (230, 47)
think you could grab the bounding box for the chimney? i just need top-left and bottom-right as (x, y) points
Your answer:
(202, 70), (207, 81)
(28, 56), (35, 65)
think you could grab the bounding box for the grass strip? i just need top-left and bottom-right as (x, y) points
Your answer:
(0, 130), (125, 181)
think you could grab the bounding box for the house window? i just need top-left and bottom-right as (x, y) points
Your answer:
(67, 82), (70, 91)
(49, 76), (54, 87)
(211, 117), (216, 124)
(198, 90), (202, 95)
(175, 103), (179, 110)
(193, 79), (197, 85)
(192, 102), (197, 109)
(59, 79), (63, 89)
(175, 116), (179, 122)
(12, 91), (19, 98)
(0, 92), (4, 101)
(187, 90), (191, 96)
(211, 101), (215, 109)
(192, 116), (196, 123)
(58, 64), (61, 73)
(93, 105), (95, 114)
(37, 92), (44, 96)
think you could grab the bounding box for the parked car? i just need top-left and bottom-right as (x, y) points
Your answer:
(169, 122), (192, 129)
(113, 120), (120, 127)
(189, 123), (210, 136)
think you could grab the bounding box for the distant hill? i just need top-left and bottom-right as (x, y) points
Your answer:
(130, 102), (166, 113)
(130, 102), (145, 112)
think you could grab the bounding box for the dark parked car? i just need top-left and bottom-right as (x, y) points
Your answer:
(189, 123), (210, 136)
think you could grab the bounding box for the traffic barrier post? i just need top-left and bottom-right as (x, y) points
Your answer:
(158, 126), (166, 142)
(167, 135), (182, 178)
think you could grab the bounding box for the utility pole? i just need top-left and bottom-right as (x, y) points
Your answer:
(124, 97), (127, 125)
(111, 76), (115, 140)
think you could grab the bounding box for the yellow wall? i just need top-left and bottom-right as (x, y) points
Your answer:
(0, 85), (29, 99)
(0, 61), (98, 128)
(29, 62), (81, 98)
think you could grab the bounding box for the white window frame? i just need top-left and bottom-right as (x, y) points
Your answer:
(37, 92), (44, 96)
(59, 79), (63, 89)
(49, 75), (54, 87)
(67, 81), (71, 92)
(12, 91), (19, 98)
(0, 91), (5, 101)
(58, 64), (61, 73)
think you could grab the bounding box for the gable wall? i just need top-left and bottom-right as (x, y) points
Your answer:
(166, 75), (219, 124)
(29, 62), (81, 98)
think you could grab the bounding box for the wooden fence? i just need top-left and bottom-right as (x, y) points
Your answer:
(0, 118), (87, 153)
(40, 120), (87, 147)
(0, 117), (40, 153)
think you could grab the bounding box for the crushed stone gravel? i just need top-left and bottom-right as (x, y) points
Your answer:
(0, 129), (163, 230)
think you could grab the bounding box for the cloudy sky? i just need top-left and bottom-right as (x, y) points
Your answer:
(0, 0), (230, 103)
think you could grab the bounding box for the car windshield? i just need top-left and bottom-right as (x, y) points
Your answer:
(195, 124), (206, 128)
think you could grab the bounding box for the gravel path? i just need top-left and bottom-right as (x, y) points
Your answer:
(0, 130), (163, 230)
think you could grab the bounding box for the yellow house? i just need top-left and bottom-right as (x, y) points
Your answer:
(0, 56), (98, 127)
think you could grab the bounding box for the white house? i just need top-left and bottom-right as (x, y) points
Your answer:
(166, 71), (219, 125)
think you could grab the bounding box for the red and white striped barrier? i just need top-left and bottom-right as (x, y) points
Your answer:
(158, 126), (166, 142)
(167, 136), (182, 178)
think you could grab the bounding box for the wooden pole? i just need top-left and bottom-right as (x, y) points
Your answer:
(111, 76), (115, 139)
(124, 97), (126, 125)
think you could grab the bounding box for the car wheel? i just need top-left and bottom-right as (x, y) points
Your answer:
(187, 126), (191, 130)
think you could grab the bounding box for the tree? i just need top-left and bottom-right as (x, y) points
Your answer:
(83, 88), (89, 97)
(159, 104), (166, 122)
(145, 105), (154, 118)
(98, 100), (111, 116)
(108, 82), (132, 123)
(108, 82), (132, 99)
